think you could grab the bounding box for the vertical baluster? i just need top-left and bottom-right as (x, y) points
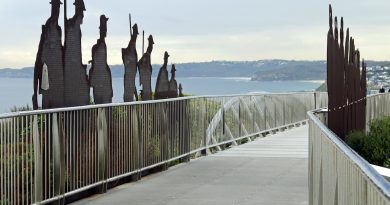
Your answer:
(119, 106), (122, 175)
(69, 111), (73, 191)
(144, 104), (146, 168)
(87, 109), (90, 185)
(146, 104), (149, 167)
(154, 103), (157, 165)
(121, 106), (125, 175)
(29, 115), (33, 204)
(11, 117), (15, 205)
(151, 103), (154, 166)
(126, 105), (129, 174)
(171, 101), (174, 158)
(154, 103), (157, 164)
(16, 116), (20, 205)
(117, 106), (120, 176)
(93, 109), (96, 184)
(0, 118), (3, 204)
(120, 106), (123, 175)
(129, 106), (133, 173)
(76, 110), (80, 189)
(82, 110), (85, 187)
(83, 110), (86, 187)
(128, 105), (132, 172)
(21, 116), (25, 204)
(141, 104), (144, 168)
(116, 106), (118, 176)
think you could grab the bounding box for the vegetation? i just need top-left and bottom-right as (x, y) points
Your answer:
(347, 117), (390, 168)
(1, 105), (36, 204)
(0, 96), (234, 203)
(0, 198), (10, 205)
(10, 104), (32, 112)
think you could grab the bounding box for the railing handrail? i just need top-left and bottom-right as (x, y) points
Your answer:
(308, 109), (390, 200)
(365, 92), (390, 101)
(0, 91), (320, 119)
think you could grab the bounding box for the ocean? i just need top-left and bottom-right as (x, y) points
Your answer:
(0, 77), (323, 113)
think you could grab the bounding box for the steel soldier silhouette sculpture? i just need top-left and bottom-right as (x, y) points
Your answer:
(64, 0), (90, 106)
(32, 25), (46, 110)
(138, 35), (154, 100)
(179, 83), (183, 97)
(155, 51), (170, 99)
(89, 15), (113, 104)
(33, 0), (65, 109)
(122, 23), (139, 102)
(168, 64), (178, 98)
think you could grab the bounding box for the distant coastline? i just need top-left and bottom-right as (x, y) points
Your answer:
(1, 60), (389, 82)
(0, 60), (327, 81)
(0, 77), (322, 113)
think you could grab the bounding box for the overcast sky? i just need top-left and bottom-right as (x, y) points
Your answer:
(0, 0), (390, 68)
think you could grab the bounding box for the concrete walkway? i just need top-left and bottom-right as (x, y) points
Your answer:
(73, 125), (309, 205)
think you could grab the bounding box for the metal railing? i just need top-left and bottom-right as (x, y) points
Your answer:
(1, 92), (324, 205)
(308, 93), (390, 205)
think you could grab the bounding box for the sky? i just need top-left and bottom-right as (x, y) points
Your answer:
(0, 0), (390, 68)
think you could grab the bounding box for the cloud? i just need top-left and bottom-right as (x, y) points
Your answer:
(1, 0), (390, 68)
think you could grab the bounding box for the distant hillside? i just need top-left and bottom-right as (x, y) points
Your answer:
(250, 60), (326, 81)
(0, 67), (33, 78)
(0, 61), (270, 78)
(1, 60), (390, 81)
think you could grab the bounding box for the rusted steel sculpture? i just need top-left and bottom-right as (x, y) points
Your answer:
(168, 64), (178, 98)
(64, 0), (90, 107)
(327, 5), (367, 140)
(32, 26), (45, 110)
(33, 0), (65, 109)
(32, 3), (182, 106)
(179, 83), (184, 97)
(138, 35), (154, 100)
(122, 23), (139, 102)
(155, 51), (170, 100)
(89, 15), (113, 104)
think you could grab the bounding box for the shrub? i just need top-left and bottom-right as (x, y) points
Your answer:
(365, 117), (390, 166)
(346, 131), (366, 155)
(10, 104), (32, 112)
(347, 117), (390, 168)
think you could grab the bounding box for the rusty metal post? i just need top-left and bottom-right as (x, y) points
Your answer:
(327, 4), (367, 140)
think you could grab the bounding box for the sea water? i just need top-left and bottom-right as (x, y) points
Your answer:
(0, 77), (323, 113)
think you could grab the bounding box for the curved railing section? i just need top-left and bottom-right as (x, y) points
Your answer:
(0, 92), (324, 205)
(308, 93), (390, 205)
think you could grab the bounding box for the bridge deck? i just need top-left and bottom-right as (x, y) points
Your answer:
(73, 125), (309, 205)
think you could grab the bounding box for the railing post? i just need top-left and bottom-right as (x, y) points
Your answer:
(308, 119), (313, 205)
(162, 102), (169, 169)
(181, 99), (190, 163)
(222, 100), (225, 139)
(202, 97), (208, 155)
(274, 98), (277, 128)
(52, 113), (65, 204)
(238, 101), (242, 137)
(97, 108), (108, 193)
(131, 105), (141, 181)
(32, 115), (43, 203)
(283, 96), (286, 126)
(264, 95), (267, 130)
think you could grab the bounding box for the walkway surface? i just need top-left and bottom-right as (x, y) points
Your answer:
(73, 125), (309, 205)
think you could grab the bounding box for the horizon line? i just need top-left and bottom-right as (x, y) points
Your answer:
(3, 58), (390, 69)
